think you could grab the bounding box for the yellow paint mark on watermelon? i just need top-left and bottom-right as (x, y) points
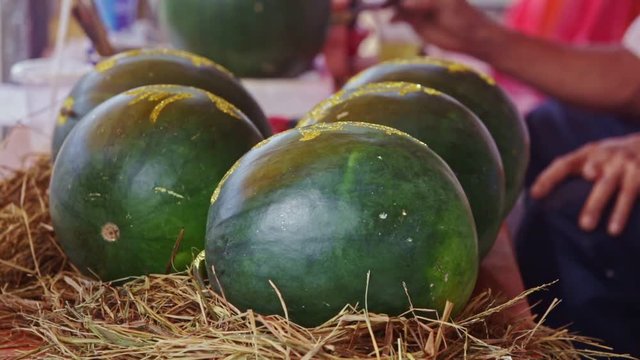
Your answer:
(298, 127), (323, 142)
(56, 96), (75, 125)
(210, 160), (242, 204)
(296, 116), (313, 128)
(109, 48), (235, 78)
(251, 136), (274, 150)
(355, 80), (444, 98)
(398, 83), (423, 96)
(354, 121), (409, 138)
(387, 57), (497, 86)
(158, 48), (234, 77)
(421, 87), (442, 96)
(126, 86), (176, 105)
(154, 186), (185, 199)
(150, 93), (193, 123)
(205, 92), (244, 120)
(348, 81), (422, 98)
(95, 57), (117, 73)
(298, 89), (349, 128)
(300, 82), (445, 130)
(125, 86), (194, 123)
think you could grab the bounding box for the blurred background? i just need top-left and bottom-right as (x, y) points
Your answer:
(1, 0), (639, 169)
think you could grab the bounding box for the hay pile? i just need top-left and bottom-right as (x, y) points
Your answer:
(0, 158), (632, 359)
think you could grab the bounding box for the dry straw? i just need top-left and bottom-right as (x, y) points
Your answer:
(0, 157), (634, 359)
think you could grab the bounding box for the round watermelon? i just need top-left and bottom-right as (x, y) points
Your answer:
(50, 85), (263, 281)
(53, 48), (269, 160)
(344, 58), (529, 214)
(159, 0), (331, 78)
(299, 82), (505, 258)
(205, 122), (478, 327)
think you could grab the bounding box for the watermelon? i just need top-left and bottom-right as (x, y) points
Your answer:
(299, 82), (505, 258)
(159, 0), (331, 78)
(53, 48), (269, 159)
(344, 58), (530, 214)
(205, 122), (478, 327)
(50, 85), (263, 281)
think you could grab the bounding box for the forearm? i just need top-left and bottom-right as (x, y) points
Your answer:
(469, 26), (640, 116)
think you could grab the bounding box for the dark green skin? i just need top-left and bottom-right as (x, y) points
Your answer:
(160, 0), (331, 78)
(299, 82), (505, 258)
(206, 122), (478, 327)
(52, 49), (270, 160)
(50, 85), (263, 281)
(344, 60), (530, 215)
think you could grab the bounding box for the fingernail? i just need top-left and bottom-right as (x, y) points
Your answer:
(609, 222), (621, 236)
(580, 216), (593, 230)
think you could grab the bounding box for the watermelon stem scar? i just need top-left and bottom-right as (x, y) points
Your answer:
(101, 223), (120, 242)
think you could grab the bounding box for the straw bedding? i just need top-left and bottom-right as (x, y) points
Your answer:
(0, 157), (632, 359)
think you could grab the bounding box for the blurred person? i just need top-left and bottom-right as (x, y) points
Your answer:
(396, 0), (640, 355)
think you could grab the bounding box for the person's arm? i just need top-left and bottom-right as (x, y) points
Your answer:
(476, 225), (532, 323)
(396, 0), (640, 116)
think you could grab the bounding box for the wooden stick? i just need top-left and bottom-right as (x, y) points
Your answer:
(71, 0), (116, 56)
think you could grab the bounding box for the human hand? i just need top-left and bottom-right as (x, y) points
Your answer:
(394, 0), (502, 56)
(531, 134), (640, 236)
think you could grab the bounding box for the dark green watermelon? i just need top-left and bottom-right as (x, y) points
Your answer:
(299, 82), (505, 258)
(50, 85), (263, 281)
(53, 48), (269, 159)
(344, 58), (529, 214)
(159, 0), (331, 78)
(206, 122), (478, 327)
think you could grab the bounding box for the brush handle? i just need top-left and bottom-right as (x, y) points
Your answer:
(71, 0), (116, 57)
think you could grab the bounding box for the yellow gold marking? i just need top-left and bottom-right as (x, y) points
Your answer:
(97, 48), (235, 78)
(359, 81), (442, 96)
(385, 57), (497, 86)
(126, 86), (176, 105)
(310, 121), (428, 148)
(354, 121), (409, 137)
(95, 57), (117, 73)
(347, 57), (497, 87)
(250, 136), (274, 150)
(298, 127), (323, 142)
(125, 86), (194, 123)
(298, 88), (350, 128)
(150, 93), (193, 123)
(129, 48), (234, 77)
(299, 82), (444, 128)
(210, 160), (242, 204)
(56, 96), (75, 125)
(161, 48), (234, 77)
(205, 92), (244, 120)
(209, 135), (277, 204)
(422, 87), (442, 96)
